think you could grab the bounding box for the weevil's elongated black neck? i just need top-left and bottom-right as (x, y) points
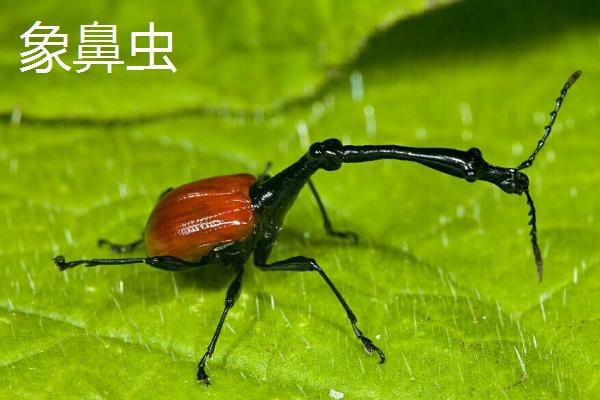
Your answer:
(342, 144), (485, 180)
(339, 143), (527, 193)
(251, 139), (528, 230)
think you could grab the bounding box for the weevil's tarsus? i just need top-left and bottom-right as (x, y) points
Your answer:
(517, 70), (582, 171)
(353, 324), (385, 363)
(54, 254), (207, 271)
(54, 255), (147, 270)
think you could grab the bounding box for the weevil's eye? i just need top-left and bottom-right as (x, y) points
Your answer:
(499, 170), (529, 194)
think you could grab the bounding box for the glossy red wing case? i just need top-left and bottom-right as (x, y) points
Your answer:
(144, 174), (256, 261)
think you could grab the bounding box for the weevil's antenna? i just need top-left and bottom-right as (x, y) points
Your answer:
(517, 70), (582, 170)
(524, 189), (543, 281)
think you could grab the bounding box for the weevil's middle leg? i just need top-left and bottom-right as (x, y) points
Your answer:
(307, 179), (359, 243)
(97, 238), (144, 253)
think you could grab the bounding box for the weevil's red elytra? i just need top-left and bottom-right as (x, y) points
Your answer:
(145, 174), (256, 262)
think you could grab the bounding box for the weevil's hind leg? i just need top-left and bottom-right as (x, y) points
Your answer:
(197, 266), (244, 385)
(96, 186), (172, 255)
(97, 238), (144, 254)
(307, 179), (359, 243)
(95, 186), (173, 254)
(254, 255), (384, 363)
(53, 254), (207, 271)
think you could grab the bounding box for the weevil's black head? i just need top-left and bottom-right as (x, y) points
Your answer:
(482, 165), (530, 195)
(496, 168), (530, 195)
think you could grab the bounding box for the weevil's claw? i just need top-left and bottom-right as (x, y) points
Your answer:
(54, 255), (90, 270)
(360, 336), (386, 364)
(53, 255), (69, 271)
(196, 366), (210, 385)
(352, 324), (385, 363)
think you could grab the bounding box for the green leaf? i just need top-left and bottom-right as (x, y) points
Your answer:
(1, 0), (599, 399)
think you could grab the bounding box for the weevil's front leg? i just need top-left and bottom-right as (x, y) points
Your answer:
(53, 254), (207, 271)
(197, 266), (244, 385)
(254, 254), (384, 363)
(307, 179), (358, 243)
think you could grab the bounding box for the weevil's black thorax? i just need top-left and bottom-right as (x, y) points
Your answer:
(251, 139), (344, 216)
(249, 139), (346, 262)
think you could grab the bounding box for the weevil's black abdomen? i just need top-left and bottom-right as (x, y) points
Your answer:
(144, 174), (257, 262)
